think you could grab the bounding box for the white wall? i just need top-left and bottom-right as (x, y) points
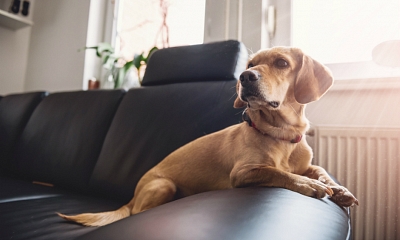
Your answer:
(0, 0), (35, 95)
(0, 27), (32, 95)
(24, 0), (90, 93)
(0, 0), (92, 95)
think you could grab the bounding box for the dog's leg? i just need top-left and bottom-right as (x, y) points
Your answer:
(131, 178), (177, 214)
(304, 165), (359, 207)
(230, 164), (333, 199)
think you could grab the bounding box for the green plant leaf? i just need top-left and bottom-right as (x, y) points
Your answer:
(104, 55), (117, 70)
(97, 42), (114, 56)
(83, 46), (101, 57)
(85, 46), (98, 50)
(114, 61), (132, 89)
(144, 46), (158, 63)
(133, 53), (144, 70)
(82, 42), (115, 57)
(124, 61), (134, 71)
(101, 54), (110, 65)
(114, 69), (123, 89)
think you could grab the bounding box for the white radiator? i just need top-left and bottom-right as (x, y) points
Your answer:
(308, 125), (400, 240)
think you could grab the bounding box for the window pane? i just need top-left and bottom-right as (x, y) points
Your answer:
(292, 0), (400, 64)
(118, 0), (205, 61)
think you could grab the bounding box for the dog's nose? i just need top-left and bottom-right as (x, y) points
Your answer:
(239, 70), (259, 84)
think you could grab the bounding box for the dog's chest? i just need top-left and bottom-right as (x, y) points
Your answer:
(252, 140), (298, 171)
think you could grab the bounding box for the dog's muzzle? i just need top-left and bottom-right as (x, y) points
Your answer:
(239, 70), (260, 86)
(239, 70), (280, 109)
(239, 70), (261, 101)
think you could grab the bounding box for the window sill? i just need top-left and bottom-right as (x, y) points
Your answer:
(325, 61), (400, 91)
(330, 77), (400, 91)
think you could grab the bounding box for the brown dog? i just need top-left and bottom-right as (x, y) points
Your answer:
(59, 47), (358, 226)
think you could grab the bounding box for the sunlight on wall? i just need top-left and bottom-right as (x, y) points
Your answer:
(117, 0), (205, 61)
(292, 0), (400, 64)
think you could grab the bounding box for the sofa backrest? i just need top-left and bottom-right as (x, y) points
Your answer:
(0, 92), (47, 174)
(13, 90), (125, 192)
(142, 40), (248, 86)
(89, 40), (248, 201)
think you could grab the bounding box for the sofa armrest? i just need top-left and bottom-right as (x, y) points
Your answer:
(78, 188), (350, 240)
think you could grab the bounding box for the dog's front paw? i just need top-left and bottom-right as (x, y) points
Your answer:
(294, 177), (334, 199)
(329, 186), (359, 207)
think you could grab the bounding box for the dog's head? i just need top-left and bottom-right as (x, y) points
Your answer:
(234, 47), (333, 109)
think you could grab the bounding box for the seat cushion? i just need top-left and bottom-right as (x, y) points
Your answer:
(0, 176), (122, 240)
(13, 90), (125, 192)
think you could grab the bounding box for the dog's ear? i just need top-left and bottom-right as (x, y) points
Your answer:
(294, 54), (334, 104)
(233, 80), (246, 108)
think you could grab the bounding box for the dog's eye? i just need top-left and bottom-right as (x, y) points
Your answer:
(247, 63), (254, 69)
(274, 59), (289, 68)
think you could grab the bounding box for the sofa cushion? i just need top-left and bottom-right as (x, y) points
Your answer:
(13, 90), (125, 192)
(0, 92), (47, 174)
(0, 176), (122, 240)
(89, 81), (241, 201)
(141, 40), (248, 86)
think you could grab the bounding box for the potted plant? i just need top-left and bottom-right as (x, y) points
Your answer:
(86, 43), (158, 89)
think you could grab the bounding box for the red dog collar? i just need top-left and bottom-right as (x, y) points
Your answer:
(242, 110), (302, 144)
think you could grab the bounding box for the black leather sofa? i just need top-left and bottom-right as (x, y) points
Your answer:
(0, 40), (351, 240)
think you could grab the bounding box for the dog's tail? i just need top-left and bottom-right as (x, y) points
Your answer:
(57, 204), (132, 227)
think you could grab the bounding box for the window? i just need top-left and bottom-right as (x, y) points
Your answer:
(292, 0), (400, 80)
(115, 0), (206, 61)
(292, 0), (400, 64)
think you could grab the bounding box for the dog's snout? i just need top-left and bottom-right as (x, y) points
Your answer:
(239, 70), (259, 83)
